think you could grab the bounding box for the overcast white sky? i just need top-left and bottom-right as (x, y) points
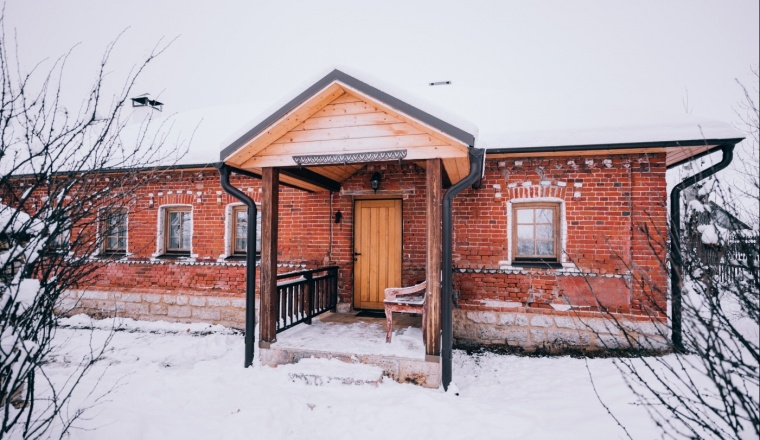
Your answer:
(6, 0), (758, 122)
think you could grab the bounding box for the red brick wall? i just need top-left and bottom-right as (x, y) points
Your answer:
(8, 153), (668, 320)
(452, 154), (668, 318)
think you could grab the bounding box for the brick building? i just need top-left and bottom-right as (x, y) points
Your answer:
(16, 69), (743, 388)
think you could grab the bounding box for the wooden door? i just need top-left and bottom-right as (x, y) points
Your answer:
(353, 199), (402, 310)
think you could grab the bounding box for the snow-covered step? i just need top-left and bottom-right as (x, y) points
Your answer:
(286, 357), (385, 386)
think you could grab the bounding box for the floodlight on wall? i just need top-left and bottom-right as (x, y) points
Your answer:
(131, 94), (164, 111)
(370, 172), (381, 193)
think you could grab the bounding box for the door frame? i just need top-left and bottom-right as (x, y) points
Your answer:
(352, 196), (403, 310)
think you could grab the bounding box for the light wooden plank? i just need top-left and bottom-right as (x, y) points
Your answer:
(367, 202), (380, 306)
(226, 83), (346, 167)
(441, 159), (461, 186)
(378, 206), (389, 305)
(331, 93), (363, 104)
(274, 122), (425, 144)
(315, 101), (380, 117)
(310, 164), (364, 182)
(354, 201), (365, 308)
(287, 112), (406, 132)
(340, 88), (469, 150)
(265, 134), (444, 154)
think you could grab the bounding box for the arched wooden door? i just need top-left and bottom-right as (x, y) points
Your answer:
(353, 199), (402, 310)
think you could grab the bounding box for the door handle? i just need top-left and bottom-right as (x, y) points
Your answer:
(354, 252), (361, 256)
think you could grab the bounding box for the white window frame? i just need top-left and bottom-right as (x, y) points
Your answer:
(505, 197), (567, 265)
(221, 203), (261, 259)
(153, 204), (193, 257)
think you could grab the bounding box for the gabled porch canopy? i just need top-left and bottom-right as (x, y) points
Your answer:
(219, 69), (476, 191)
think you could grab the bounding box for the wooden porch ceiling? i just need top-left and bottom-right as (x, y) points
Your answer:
(223, 81), (471, 192)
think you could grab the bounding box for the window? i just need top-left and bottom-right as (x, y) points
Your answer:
(102, 208), (127, 254)
(164, 207), (191, 254)
(230, 205), (261, 255)
(512, 203), (560, 262)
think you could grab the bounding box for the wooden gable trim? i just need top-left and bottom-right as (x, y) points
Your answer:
(225, 82), (346, 167)
(221, 69), (476, 165)
(337, 84), (470, 152)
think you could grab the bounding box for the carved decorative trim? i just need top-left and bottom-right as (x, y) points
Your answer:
(293, 149), (407, 166)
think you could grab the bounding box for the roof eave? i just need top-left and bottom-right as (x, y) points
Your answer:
(219, 69), (476, 162)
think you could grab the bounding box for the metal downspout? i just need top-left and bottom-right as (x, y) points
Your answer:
(669, 144), (734, 352)
(442, 148), (485, 390)
(215, 163), (258, 367)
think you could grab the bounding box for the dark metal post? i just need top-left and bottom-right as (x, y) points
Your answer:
(331, 266), (339, 311)
(669, 144), (734, 352)
(304, 271), (313, 324)
(442, 148), (485, 390)
(215, 163), (258, 367)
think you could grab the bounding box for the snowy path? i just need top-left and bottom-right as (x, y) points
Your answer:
(33, 318), (667, 440)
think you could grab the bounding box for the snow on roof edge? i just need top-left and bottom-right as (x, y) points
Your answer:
(218, 66), (481, 160)
(476, 119), (745, 151)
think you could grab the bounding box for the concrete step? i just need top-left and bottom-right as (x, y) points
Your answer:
(286, 357), (385, 386)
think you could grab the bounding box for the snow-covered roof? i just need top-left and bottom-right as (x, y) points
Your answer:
(138, 67), (744, 168)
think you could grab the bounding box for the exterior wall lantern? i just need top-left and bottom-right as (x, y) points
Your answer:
(370, 172), (381, 193)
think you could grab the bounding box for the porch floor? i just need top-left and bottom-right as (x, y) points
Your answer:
(273, 311), (425, 359)
(261, 311), (441, 388)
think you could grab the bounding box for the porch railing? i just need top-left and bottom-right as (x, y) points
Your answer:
(275, 266), (339, 333)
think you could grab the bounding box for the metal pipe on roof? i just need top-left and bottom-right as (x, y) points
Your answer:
(215, 162), (258, 367)
(669, 144), (735, 352)
(442, 147), (485, 390)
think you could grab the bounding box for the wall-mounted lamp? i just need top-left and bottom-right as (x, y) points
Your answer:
(334, 210), (342, 224)
(370, 172), (381, 193)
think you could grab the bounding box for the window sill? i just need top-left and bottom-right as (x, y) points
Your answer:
(155, 253), (192, 261)
(509, 260), (563, 269)
(96, 252), (127, 260)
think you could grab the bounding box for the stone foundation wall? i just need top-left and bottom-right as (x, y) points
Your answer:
(453, 308), (669, 352)
(59, 290), (251, 330)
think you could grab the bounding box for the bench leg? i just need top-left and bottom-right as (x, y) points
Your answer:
(385, 306), (393, 343)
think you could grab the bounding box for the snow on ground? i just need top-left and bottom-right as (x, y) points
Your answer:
(23, 317), (696, 439)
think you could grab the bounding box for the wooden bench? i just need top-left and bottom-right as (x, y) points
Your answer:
(383, 281), (426, 343)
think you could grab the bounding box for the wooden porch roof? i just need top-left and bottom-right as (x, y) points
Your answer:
(220, 70), (476, 192)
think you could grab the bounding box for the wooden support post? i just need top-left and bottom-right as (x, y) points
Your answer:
(425, 158), (442, 356)
(260, 167), (279, 345)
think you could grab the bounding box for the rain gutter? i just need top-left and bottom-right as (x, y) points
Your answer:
(215, 162), (258, 367)
(442, 147), (485, 390)
(669, 144), (735, 352)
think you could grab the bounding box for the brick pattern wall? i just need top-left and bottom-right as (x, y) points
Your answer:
(10, 152), (669, 351)
(452, 154), (668, 320)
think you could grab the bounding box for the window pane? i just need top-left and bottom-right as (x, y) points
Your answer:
(517, 224), (533, 239)
(169, 232), (180, 249)
(236, 238), (246, 251)
(517, 240), (534, 255)
(536, 224), (554, 239)
(516, 209), (533, 223)
(536, 241), (554, 256)
(181, 212), (191, 249)
(108, 236), (119, 250)
(536, 209), (553, 223)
